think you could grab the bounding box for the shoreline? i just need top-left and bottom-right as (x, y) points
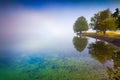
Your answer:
(84, 34), (120, 47)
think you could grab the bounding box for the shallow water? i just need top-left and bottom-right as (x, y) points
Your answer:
(0, 35), (120, 80)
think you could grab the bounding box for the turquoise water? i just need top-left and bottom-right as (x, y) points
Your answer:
(0, 36), (120, 80)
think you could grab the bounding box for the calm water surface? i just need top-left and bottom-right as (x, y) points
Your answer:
(0, 35), (120, 80)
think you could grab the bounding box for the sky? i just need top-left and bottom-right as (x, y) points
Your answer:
(0, 0), (120, 33)
(0, 0), (120, 51)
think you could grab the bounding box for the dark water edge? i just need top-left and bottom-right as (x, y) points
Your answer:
(0, 36), (120, 80)
(86, 34), (120, 47)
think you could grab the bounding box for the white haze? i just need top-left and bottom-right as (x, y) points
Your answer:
(0, 4), (120, 52)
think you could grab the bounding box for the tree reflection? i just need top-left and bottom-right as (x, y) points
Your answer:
(73, 36), (88, 52)
(107, 51), (120, 80)
(88, 40), (120, 80)
(88, 41), (116, 64)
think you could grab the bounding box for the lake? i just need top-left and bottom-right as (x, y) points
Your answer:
(0, 35), (120, 80)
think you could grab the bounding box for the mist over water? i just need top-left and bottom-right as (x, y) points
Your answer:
(0, 7), (75, 52)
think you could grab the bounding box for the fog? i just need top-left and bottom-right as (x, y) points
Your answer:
(0, 7), (75, 52)
(0, 2), (120, 52)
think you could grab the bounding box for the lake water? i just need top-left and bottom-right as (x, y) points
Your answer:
(0, 35), (120, 80)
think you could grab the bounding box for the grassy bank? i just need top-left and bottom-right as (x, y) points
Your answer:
(84, 31), (120, 47)
(85, 31), (120, 38)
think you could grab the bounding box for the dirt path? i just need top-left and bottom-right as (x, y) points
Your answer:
(85, 34), (120, 47)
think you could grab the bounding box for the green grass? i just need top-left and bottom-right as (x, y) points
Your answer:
(85, 31), (120, 38)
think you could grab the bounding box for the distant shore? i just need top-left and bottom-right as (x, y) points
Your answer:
(85, 34), (120, 47)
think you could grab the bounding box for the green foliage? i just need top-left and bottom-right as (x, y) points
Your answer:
(89, 13), (100, 31)
(73, 36), (88, 52)
(99, 18), (117, 34)
(99, 8), (111, 21)
(90, 8), (117, 35)
(73, 16), (89, 33)
(112, 8), (120, 28)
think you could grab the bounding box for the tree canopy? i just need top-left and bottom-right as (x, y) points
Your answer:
(112, 8), (120, 29)
(100, 18), (117, 34)
(89, 13), (100, 32)
(73, 16), (89, 34)
(90, 8), (117, 35)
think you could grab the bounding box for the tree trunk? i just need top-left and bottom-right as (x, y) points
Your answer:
(80, 31), (82, 37)
(96, 30), (98, 35)
(103, 30), (106, 35)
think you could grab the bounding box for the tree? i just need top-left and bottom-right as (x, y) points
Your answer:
(90, 8), (117, 35)
(73, 36), (88, 52)
(89, 13), (100, 33)
(99, 9), (115, 35)
(112, 8), (120, 29)
(99, 8), (111, 21)
(73, 16), (89, 34)
(99, 18), (117, 35)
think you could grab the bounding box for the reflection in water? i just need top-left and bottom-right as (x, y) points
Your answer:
(88, 40), (120, 80)
(73, 36), (88, 52)
(1, 35), (120, 80)
(88, 41), (116, 64)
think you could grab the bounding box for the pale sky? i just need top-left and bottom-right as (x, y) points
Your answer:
(0, 0), (120, 34)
